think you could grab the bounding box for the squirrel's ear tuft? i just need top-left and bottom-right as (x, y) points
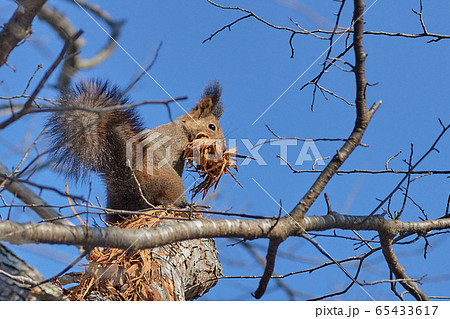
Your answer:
(192, 81), (224, 119)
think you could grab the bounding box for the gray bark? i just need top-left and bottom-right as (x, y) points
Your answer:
(0, 243), (64, 300)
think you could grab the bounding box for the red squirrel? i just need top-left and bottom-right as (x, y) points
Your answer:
(47, 80), (225, 222)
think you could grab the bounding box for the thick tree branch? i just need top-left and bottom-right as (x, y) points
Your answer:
(1, 213), (449, 249)
(0, 0), (47, 68)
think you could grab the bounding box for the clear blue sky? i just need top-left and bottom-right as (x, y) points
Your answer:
(0, 0), (449, 300)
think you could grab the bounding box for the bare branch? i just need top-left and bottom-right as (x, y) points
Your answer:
(396, 145), (414, 219)
(385, 151), (402, 170)
(312, 82), (356, 106)
(253, 124), (369, 149)
(239, 241), (296, 300)
(252, 239), (281, 299)
(0, 173), (85, 203)
(123, 41), (163, 95)
(0, 0), (47, 68)
(38, 3), (123, 90)
(289, 169), (450, 175)
(205, 1), (450, 44)
(379, 231), (429, 300)
(0, 163), (74, 227)
(1, 212), (450, 249)
(366, 122), (450, 220)
(203, 14), (252, 44)
(30, 249), (91, 288)
(0, 30), (83, 130)
(287, 1), (381, 222)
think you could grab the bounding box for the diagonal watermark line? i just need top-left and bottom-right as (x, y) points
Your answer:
(252, 177), (376, 301)
(71, 0), (196, 121)
(251, 61), (321, 126)
(252, 0), (380, 126)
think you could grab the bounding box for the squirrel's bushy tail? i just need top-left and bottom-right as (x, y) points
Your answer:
(47, 80), (143, 179)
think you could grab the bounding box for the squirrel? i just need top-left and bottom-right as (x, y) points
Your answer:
(47, 80), (226, 223)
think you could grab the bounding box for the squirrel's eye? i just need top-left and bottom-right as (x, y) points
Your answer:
(208, 124), (216, 131)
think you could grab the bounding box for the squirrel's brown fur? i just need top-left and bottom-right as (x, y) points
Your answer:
(47, 80), (225, 222)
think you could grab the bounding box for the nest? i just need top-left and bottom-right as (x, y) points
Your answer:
(183, 135), (243, 199)
(66, 210), (203, 301)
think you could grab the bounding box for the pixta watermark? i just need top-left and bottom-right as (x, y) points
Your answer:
(126, 132), (326, 175)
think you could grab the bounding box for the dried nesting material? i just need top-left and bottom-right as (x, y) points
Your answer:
(66, 210), (202, 301)
(184, 134), (244, 199)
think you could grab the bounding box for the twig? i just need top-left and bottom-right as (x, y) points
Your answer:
(290, 169), (450, 175)
(0, 163), (74, 227)
(385, 151), (402, 170)
(22, 64), (43, 95)
(308, 259), (363, 301)
(301, 233), (359, 287)
(396, 144), (414, 219)
(445, 194), (450, 217)
(123, 41), (163, 94)
(312, 156), (330, 170)
(411, 0), (428, 34)
(203, 14), (252, 43)
(129, 164), (155, 209)
(30, 248), (91, 288)
(312, 82), (356, 106)
(0, 31), (83, 129)
(365, 122), (450, 221)
(307, 0), (348, 109)
(0, 174), (85, 202)
(252, 124), (367, 149)
(324, 193), (332, 214)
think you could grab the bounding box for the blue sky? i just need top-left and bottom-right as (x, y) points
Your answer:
(0, 0), (449, 300)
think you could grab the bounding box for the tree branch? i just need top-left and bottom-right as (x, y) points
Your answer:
(0, 163), (74, 227)
(287, 0), (381, 223)
(1, 213), (449, 249)
(0, 0), (47, 68)
(0, 30), (83, 130)
(38, 2), (124, 90)
(379, 231), (429, 300)
(252, 239), (281, 299)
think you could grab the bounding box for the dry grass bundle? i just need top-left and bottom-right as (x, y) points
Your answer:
(66, 210), (201, 301)
(184, 135), (243, 199)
